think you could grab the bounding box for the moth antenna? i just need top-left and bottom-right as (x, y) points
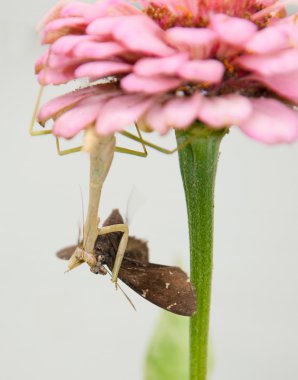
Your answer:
(118, 284), (137, 311)
(106, 269), (136, 311)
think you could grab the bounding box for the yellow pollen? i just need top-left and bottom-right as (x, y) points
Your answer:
(176, 4), (190, 16)
(223, 59), (235, 74)
(200, 81), (211, 89)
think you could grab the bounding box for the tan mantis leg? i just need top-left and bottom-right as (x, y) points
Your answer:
(30, 82), (198, 156)
(97, 224), (129, 285)
(54, 126), (197, 156)
(55, 137), (82, 155)
(66, 223), (129, 285)
(30, 88), (195, 157)
(120, 124), (200, 154)
(29, 85), (52, 136)
(66, 246), (97, 272)
(55, 123), (148, 157)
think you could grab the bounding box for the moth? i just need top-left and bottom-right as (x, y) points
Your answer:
(57, 209), (197, 316)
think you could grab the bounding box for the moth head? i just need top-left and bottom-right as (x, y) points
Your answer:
(89, 254), (107, 276)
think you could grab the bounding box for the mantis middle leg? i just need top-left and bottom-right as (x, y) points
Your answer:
(97, 224), (129, 284)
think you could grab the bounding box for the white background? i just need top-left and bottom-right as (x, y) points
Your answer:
(1, 1), (298, 379)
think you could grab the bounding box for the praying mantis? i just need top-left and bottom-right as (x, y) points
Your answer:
(30, 84), (198, 286)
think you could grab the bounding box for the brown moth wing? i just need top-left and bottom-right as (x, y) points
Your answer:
(94, 232), (149, 263)
(56, 245), (77, 260)
(109, 258), (197, 316)
(95, 209), (124, 258)
(100, 209), (149, 263)
(123, 236), (149, 263)
(103, 209), (124, 226)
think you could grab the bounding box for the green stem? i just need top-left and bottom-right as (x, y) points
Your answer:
(176, 126), (226, 380)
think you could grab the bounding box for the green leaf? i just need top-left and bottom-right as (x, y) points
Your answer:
(144, 312), (189, 380)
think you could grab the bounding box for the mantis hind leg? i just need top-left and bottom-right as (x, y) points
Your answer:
(120, 124), (197, 155)
(31, 91), (194, 156)
(55, 123), (148, 157)
(30, 80), (196, 156)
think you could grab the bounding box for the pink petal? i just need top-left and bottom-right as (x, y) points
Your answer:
(73, 41), (126, 59)
(215, 44), (239, 60)
(113, 15), (175, 57)
(274, 13), (298, 28)
(165, 27), (218, 59)
(51, 35), (95, 55)
(108, 2), (142, 16)
(47, 53), (83, 69)
(151, 0), (200, 18)
(254, 70), (298, 104)
(236, 49), (298, 76)
(37, 85), (116, 123)
(37, 67), (75, 85)
(87, 16), (123, 36)
(60, 1), (93, 17)
(37, 0), (67, 31)
(239, 98), (298, 144)
(35, 50), (49, 73)
(145, 93), (202, 133)
(251, 0), (286, 22)
(210, 14), (257, 46)
(121, 74), (181, 94)
(197, 95), (252, 128)
(245, 23), (298, 54)
(162, 93), (202, 129)
(134, 53), (189, 77)
(53, 96), (105, 138)
(85, 0), (141, 22)
(42, 17), (86, 44)
(96, 94), (154, 134)
(75, 61), (132, 79)
(178, 59), (225, 83)
(143, 102), (166, 134)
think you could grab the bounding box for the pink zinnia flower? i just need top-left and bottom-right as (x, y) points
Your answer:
(35, 0), (298, 144)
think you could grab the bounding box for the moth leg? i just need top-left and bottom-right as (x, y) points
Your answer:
(97, 224), (129, 285)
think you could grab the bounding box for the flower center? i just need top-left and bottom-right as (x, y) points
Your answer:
(145, 0), (278, 29)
